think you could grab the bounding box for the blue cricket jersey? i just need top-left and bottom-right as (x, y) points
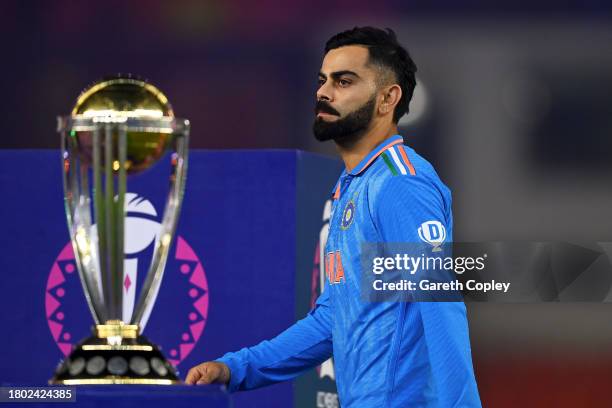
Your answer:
(217, 135), (481, 407)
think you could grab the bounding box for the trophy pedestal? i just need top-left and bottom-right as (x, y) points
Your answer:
(50, 322), (180, 385)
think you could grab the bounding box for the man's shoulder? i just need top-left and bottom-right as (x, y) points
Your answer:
(367, 144), (450, 200)
(364, 144), (453, 240)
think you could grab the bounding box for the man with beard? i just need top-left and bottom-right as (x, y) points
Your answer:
(187, 27), (481, 407)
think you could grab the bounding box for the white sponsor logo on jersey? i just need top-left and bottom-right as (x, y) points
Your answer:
(418, 221), (446, 252)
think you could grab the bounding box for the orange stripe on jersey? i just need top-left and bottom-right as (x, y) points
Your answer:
(398, 146), (416, 176)
(333, 183), (341, 200)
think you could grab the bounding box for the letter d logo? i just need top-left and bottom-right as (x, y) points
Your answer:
(418, 221), (446, 252)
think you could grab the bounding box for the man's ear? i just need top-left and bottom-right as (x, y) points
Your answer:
(378, 84), (402, 116)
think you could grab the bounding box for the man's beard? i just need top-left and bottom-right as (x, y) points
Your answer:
(312, 95), (376, 147)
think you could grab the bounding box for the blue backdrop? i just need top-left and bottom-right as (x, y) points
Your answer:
(0, 149), (342, 407)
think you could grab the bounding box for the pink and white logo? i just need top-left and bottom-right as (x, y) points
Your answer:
(44, 193), (209, 367)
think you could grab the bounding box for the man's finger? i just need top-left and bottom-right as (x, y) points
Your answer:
(196, 365), (216, 384)
(185, 367), (202, 385)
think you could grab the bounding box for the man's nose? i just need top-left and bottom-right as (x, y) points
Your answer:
(316, 82), (332, 102)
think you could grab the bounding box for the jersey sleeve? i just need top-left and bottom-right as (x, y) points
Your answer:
(373, 174), (450, 244)
(215, 288), (333, 392)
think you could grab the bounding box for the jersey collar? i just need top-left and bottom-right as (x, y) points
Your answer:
(349, 134), (404, 176)
(331, 135), (404, 199)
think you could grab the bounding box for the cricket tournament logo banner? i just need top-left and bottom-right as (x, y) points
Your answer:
(45, 193), (209, 368)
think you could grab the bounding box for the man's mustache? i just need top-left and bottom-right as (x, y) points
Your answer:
(315, 100), (340, 116)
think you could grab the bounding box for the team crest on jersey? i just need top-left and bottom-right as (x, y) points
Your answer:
(418, 220), (446, 252)
(341, 200), (355, 230)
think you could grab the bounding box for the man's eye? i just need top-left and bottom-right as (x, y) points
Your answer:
(339, 79), (351, 87)
(317, 78), (325, 86)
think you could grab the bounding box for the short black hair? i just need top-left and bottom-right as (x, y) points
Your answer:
(324, 27), (417, 123)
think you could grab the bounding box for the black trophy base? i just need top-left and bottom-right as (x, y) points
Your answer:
(50, 334), (180, 385)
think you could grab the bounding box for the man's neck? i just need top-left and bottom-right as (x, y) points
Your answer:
(336, 122), (398, 174)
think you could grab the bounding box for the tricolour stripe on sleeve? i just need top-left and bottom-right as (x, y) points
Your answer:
(389, 147), (407, 175)
(398, 145), (416, 176)
(381, 153), (398, 176)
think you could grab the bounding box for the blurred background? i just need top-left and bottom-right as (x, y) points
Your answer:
(2, 1), (612, 406)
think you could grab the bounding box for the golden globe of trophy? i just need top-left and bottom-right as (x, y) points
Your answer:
(50, 75), (190, 384)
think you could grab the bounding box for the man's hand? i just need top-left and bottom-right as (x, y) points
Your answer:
(185, 361), (231, 385)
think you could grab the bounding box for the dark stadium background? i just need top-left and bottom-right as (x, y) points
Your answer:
(3, 1), (612, 406)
